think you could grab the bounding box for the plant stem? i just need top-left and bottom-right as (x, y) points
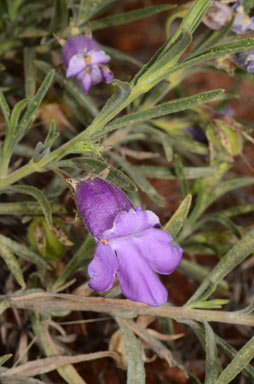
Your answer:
(7, 293), (254, 327)
(0, 88), (140, 189)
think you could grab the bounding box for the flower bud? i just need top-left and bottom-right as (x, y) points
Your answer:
(75, 178), (133, 237)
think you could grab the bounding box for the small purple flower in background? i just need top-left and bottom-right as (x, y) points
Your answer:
(234, 51), (254, 72)
(232, 2), (254, 34)
(203, 1), (233, 30)
(62, 35), (114, 94)
(185, 125), (208, 145)
(75, 178), (183, 307)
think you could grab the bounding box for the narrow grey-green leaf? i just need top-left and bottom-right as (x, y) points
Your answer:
(170, 0), (211, 45)
(57, 157), (137, 192)
(206, 177), (254, 209)
(0, 300), (10, 316)
(0, 245), (25, 287)
(167, 38), (254, 79)
(14, 69), (55, 144)
(164, 194), (192, 239)
(0, 92), (10, 127)
(0, 354), (12, 366)
(0, 234), (51, 269)
(187, 228), (254, 305)
(97, 89), (224, 137)
(139, 31), (192, 88)
(174, 153), (189, 198)
(51, 236), (95, 291)
(179, 259), (229, 296)
(35, 59), (98, 119)
(49, 0), (68, 33)
(79, 0), (115, 24)
(88, 81), (131, 137)
(109, 152), (164, 206)
(204, 321), (219, 384)
(134, 165), (215, 180)
(0, 201), (67, 216)
(91, 4), (175, 30)
(216, 337), (254, 384)
(24, 47), (36, 98)
(187, 321), (254, 382)
(2, 185), (52, 227)
(10, 98), (31, 133)
(116, 318), (145, 384)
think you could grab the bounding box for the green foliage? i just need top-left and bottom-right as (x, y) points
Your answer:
(0, 0), (254, 382)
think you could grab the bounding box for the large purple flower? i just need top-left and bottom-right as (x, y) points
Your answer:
(62, 36), (114, 94)
(75, 178), (183, 307)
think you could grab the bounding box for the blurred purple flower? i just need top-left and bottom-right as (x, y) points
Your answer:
(75, 178), (183, 307)
(232, 2), (254, 34)
(203, 1), (233, 30)
(185, 125), (208, 145)
(234, 50), (254, 72)
(63, 36), (114, 94)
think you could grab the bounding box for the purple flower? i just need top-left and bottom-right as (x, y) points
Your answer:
(75, 178), (183, 307)
(63, 36), (114, 94)
(232, 2), (254, 34)
(203, 1), (233, 30)
(234, 51), (254, 72)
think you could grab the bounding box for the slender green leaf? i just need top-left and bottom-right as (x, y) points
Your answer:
(0, 234), (51, 269)
(170, 0), (211, 44)
(49, 0), (68, 33)
(139, 31), (192, 88)
(135, 165), (215, 180)
(9, 98), (31, 133)
(188, 321), (254, 382)
(31, 312), (87, 384)
(0, 245), (25, 287)
(174, 154), (189, 198)
(0, 92), (10, 126)
(88, 80), (131, 136)
(51, 236), (95, 291)
(98, 89), (225, 137)
(35, 60), (98, 119)
(0, 201), (67, 216)
(216, 337), (254, 384)
(2, 185), (52, 227)
(0, 300), (10, 316)
(206, 177), (254, 208)
(109, 152), (164, 206)
(193, 214), (242, 239)
(186, 228), (254, 305)
(57, 157), (137, 192)
(204, 321), (219, 384)
(167, 38), (254, 78)
(164, 194), (192, 238)
(91, 4), (175, 30)
(179, 259), (229, 296)
(102, 45), (143, 67)
(14, 69), (55, 144)
(116, 318), (145, 384)
(79, 0), (115, 24)
(24, 47), (36, 98)
(0, 354), (12, 366)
